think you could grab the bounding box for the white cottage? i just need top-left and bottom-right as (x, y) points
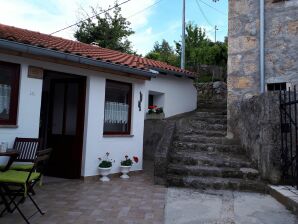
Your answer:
(0, 24), (197, 179)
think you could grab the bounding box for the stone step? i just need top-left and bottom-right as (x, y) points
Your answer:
(197, 108), (227, 114)
(172, 142), (244, 154)
(190, 122), (227, 131)
(188, 117), (227, 125)
(169, 151), (252, 168)
(175, 136), (239, 145)
(193, 112), (227, 118)
(167, 175), (267, 193)
(167, 164), (260, 180)
(198, 102), (227, 108)
(179, 129), (227, 137)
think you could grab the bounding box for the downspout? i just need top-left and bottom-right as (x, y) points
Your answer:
(260, 0), (265, 93)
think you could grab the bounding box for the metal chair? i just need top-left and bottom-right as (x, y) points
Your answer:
(0, 148), (52, 224)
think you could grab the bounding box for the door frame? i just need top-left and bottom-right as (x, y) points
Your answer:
(39, 70), (86, 179)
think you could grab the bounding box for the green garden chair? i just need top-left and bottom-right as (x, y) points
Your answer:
(0, 138), (40, 172)
(0, 148), (52, 224)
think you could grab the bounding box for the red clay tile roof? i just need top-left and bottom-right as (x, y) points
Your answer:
(0, 24), (195, 78)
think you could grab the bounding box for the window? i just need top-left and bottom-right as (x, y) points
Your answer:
(104, 80), (132, 135)
(0, 61), (20, 125)
(267, 82), (287, 91)
(148, 94), (154, 106)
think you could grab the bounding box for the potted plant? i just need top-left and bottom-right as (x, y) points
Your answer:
(120, 155), (139, 179)
(98, 152), (114, 182)
(146, 105), (165, 120)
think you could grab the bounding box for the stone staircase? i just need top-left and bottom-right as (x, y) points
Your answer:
(166, 100), (266, 192)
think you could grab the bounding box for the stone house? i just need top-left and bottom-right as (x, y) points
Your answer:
(227, 0), (298, 182)
(0, 23), (197, 179)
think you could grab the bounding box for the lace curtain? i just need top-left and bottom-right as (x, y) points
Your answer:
(104, 101), (129, 124)
(0, 84), (11, 115)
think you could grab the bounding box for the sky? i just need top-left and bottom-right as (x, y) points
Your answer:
(0, 0), (228, 55)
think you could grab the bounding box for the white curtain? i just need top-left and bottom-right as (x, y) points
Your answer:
(0, 84), (11, 115)
(104, 101), (129, 124)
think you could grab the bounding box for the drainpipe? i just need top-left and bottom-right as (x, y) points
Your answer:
(260, 0), (265, 93)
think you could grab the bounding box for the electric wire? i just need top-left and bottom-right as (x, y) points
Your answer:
(198, 0), (226, 16)
(127, 0), (164, 19)
(195, 0), (213, 27)
(49, 0), (133, 35)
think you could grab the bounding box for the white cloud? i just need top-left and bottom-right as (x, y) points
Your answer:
(130, 20), (182, 55)
(0, 0), (157, 53)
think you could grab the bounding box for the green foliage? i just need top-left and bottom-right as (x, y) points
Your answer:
(121, 158), (133, 166)
(176, 23), (227, 69)
(145, 22), (227, 72)
(74, 1), (135, 54)
(145, 40), (179, 67)
(98, 152), (113, 168)
(98, 160), (112, 168)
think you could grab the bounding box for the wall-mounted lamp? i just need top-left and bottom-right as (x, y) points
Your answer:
(138, 91), (143, 111)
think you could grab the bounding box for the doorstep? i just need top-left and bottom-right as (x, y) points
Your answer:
(269, 185), (298, 215)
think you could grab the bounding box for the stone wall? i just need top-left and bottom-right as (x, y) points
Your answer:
(265, 0), (298, 85)
(143, 120), (168, 161)
(227, 0), (298, 138)
(195, 81), (227, 102)
(229, 93), (281, 183)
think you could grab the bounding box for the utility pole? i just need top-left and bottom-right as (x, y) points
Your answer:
(214, 25), (218, 42)
(181, 0), (185, 69)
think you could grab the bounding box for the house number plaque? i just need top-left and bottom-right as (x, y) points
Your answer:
(28, 66), (44, 79)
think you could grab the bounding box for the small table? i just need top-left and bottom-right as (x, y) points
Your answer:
(0, 150), (19, 171)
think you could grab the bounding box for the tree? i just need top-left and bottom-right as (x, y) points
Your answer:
(175, 22), (227, 70)
(145, 40), (179, 67)
(74, 2), (135, 54)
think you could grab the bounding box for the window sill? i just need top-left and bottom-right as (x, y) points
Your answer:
(103, 134), (134, 138)
(0, 125), (18, 128)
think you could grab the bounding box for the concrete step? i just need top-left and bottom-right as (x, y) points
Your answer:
(167, 164), (260, 180)
(167, 175), (267, 193)
(175, 136), (240, 145)
(172, 141), (244, 154)
(169, 151), (252, 168)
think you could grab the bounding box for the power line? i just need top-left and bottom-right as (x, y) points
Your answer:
(127, 0), (164, 19)
(195, 0), (212, 27)
(50, 0), (133, 35)
(198, 0), (226, 16)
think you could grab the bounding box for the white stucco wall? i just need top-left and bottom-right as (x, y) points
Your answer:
(0, 61), (43, 165)
(0, 53), (197, 177)
(0, 54), (145, 176)
(145, 75), (197, 118)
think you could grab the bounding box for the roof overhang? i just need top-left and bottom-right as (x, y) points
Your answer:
(150, 67), (196, 79)
(0, 39), (155, 80)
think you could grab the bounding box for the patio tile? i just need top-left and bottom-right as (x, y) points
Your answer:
(0, 161), (166, 224)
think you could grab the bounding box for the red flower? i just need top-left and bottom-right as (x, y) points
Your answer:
(133, 156), (139, 163)
(148, 105), (157, 109)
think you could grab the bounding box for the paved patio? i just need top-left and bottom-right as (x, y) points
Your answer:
(2, 163), (298, 224)
(0, 161), (166, 224)
(165, 188), (298, 224)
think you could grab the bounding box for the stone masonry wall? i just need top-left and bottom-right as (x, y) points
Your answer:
(228, 0), (298, 138)
(229, 93), (281, 183)
(227, 0), (261, 137)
